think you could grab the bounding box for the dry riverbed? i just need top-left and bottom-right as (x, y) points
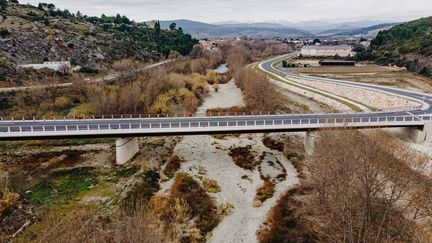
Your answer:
(156, 78), (308, 242)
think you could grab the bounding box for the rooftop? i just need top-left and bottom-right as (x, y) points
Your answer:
(302, 45), (353, 50)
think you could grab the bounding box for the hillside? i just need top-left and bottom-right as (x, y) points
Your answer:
(318, 23), (396, 37)
(0, 2), (197, 77)
(356, 17), (432, 76)
(155, 19), (311, 39)
(337, 23), (397, 36)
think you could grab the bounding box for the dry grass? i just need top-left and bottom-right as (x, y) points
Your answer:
(228, 146), (259, 170)
(10, 169), (172, 243)
(262, 136), (285, 152)
(234, 68), (286, 113)
(289, 63), (432, 92)
(170, 173), (220, 234)
(254, 177), (275, 206)
(290, 64), (400, 74)
(257, 185), (319, 243)
(202, 178), (221, 193)
(162, 156), (182, 178)
(15, 203), (176, 243)
(260, 130), (432, 243)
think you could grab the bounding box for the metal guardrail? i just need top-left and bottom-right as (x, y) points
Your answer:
(0, 106), (421, 122)
(0, 114), (429, 135)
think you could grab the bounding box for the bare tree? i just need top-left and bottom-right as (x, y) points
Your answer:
(306, 130), (432, 242)
(43, 76), (61, 109)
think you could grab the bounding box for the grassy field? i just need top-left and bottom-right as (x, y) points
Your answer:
(287, 64), (432, 92)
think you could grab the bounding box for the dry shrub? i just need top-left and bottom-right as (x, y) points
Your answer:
(217, 71), (234, 84)
(120, 170), (160, 211)
(17, 204), (176, 243)
(0, 176), (19, 217)
(163, 156), (182, 178)
(54, 96), (72, 110)
(205, 70), (218, 84)
(307, 130), (431, 242)
(226, 44), (250, 70)
(150, 88), (200, 115)
(85, 61), (209, 116)
(254, 177), (275, 206)
(257, 185), (320, 243)
(262, 136), (285, 152)
(260, 130), (432, 243)
(213, 82), (219, 92)
(234, 68), (286, 113)
(170, 173), (220, 235)
(14, 170), (168, 242)
(202, 178), (221, 193)
(112, 58), (144, 84)
(275, 135), (306, 179)
(228, 145), (259, 170)
(68, 103), (96, 117)
(223, 40), (291, 70)
(184, 73), (209, 95)
(206, 106), (250, 116)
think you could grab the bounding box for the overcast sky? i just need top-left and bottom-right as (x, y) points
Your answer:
(24, 0), (432, 23)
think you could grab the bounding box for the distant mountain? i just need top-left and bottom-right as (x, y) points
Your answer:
(158, 19), (216, 30)
(149, 19), (395, 39)
(317, 23), (397, 37)
(152, 19), (311, 39)
(337, 23), (398, 36)
(271, 20), (386, 33)
(317, 24), (359, 36)
(218, 22), (289, 29)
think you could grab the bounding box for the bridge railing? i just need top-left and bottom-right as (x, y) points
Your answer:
(0, 114), (429, 135)
(0, 106), (421, 122)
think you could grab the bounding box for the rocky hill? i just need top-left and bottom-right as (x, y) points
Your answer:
(0, 2), (197, 78)
(356, 16), (432, 77)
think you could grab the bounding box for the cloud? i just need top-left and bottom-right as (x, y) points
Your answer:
(24, 0), (432, 23)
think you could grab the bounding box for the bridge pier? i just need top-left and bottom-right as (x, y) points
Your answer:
(304, 131), (315, 155)
(116, 137), (139, 165)
(403, 122), (432, 143)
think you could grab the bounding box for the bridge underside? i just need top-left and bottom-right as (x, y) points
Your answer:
(1, 124), (431, 165)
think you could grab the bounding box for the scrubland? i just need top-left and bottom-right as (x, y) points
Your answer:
(258, 130), (432, 243)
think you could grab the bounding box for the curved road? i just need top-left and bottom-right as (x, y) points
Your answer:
(1, 53), (432, 140)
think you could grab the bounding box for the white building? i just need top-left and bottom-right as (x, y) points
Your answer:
(18, 61), (71, 71)
(301, 45), (354, 57)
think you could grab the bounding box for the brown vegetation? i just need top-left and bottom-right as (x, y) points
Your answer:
(152, 173), (221, 241)
(262, 136), (285, 152)
(257, 185), (319, 243)
(228, 145), (259, 170)
(254, 177), (275, 206)
(224, 40), (291, 70)
(202, 178), (221, 193)
(162, 155), (182, 178)
(234, 68), (286, 112)
(259, 130), (432, 242)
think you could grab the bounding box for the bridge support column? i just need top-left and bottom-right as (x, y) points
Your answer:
(116, 137), (139, 165)
(304, 131), (315, 156)
(403, 122), (432, 143)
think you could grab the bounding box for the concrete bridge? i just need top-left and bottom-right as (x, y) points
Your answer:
(2, 54), (432, 164)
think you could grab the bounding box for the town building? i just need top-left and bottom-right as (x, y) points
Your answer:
(18, 61), (71, 71)
(301, 45), (354, 57)
(319, 60), (356, 66)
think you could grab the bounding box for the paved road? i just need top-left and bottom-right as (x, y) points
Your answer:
(0, 54), (431, 140)
(260, 53), (432, 115)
